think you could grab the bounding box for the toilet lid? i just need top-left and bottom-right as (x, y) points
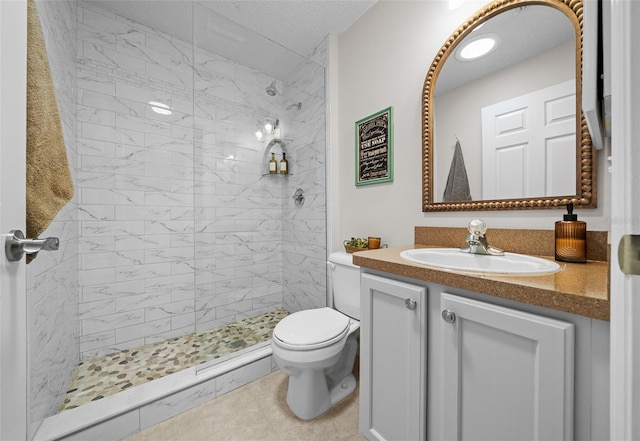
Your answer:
(273, 307), (350, 348)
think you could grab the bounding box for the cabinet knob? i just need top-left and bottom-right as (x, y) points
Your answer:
(405, 298), (417, 310)
(441, 309), (456, 323)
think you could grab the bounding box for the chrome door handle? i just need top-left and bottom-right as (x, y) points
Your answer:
(5, 229), (59, 262)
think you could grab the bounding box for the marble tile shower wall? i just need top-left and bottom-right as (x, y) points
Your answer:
(28, 0), (79, 437)
(282, 42), (328, 312)
(77, 2), (285, 359)
(192, 50), (285, 333)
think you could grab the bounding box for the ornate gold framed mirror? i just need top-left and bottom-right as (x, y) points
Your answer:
(422, 0), (596, 212)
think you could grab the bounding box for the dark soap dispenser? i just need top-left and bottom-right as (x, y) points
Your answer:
(555, 203), (587, 263)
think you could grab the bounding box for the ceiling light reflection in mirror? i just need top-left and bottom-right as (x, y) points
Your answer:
(456, 34), (499, 60)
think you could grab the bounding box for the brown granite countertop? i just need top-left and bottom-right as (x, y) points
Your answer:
(352, 245), (610, 321)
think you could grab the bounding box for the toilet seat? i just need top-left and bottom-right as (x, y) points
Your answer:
(273, 307), (350, 350)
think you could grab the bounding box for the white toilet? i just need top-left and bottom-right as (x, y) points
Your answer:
(271, 251), (360, 420)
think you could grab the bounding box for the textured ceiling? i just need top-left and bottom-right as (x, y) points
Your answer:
(200, 1), (377, 57)
(88, 0), (376, 78)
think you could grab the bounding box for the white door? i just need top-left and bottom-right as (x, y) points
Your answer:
(441, 293), (574, 441)
(482, 80), (576, 199)
(0, 0), (28, 440)
(609, 0), (640, 438)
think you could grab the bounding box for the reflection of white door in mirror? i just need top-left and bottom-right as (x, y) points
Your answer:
(481, 80), (576, 199)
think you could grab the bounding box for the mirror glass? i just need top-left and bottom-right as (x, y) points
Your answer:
(422, 0), (596, 211)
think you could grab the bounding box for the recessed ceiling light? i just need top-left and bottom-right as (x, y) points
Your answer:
(456, 34), (499, 61)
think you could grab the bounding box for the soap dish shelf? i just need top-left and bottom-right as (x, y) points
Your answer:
(262, 138), (292, 176)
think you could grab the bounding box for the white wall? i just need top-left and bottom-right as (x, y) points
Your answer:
(334, 0), (610, 252)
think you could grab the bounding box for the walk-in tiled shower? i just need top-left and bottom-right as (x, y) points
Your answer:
(28, 1), (327, 436)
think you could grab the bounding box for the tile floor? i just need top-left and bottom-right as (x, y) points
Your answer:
(60, 309), (289, 412)
(125, 370), (363, 441)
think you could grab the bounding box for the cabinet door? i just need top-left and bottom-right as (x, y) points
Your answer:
(441, 293), (574, 441)
(360, 274), (427, 441)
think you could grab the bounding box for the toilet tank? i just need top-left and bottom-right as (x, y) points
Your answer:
(327, 251), (360, 320)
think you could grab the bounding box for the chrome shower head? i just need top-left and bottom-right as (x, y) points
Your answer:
(286, 102), (302, 111)
(266, 81), (277, 96)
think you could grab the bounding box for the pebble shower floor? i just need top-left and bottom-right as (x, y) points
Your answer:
(59, 309), (289, 412)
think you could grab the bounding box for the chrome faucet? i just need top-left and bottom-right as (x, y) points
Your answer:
(460, 219), (504, 256)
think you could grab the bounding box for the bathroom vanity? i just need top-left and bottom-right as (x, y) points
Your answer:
(354, 227), (610, 441)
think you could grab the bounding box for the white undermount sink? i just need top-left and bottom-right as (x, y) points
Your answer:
(400, 248), (561, 275)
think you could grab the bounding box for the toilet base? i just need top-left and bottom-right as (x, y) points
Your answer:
(328, 372), (357, 408)
(283, 332), (359, 420)
(285, 371), (357, 421)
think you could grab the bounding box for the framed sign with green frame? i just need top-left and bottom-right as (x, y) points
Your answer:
(355, 106), (393, 186)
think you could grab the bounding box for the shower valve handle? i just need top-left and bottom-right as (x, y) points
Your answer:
(5, 229), (59, 262)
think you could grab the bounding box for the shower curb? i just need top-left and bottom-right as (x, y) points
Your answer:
(33, 343), (275, 441)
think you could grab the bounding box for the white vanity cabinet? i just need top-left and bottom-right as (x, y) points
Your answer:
(359, 273), (427, 441)
(440, 293), (574, 441)
(359, 272), (610, 441)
